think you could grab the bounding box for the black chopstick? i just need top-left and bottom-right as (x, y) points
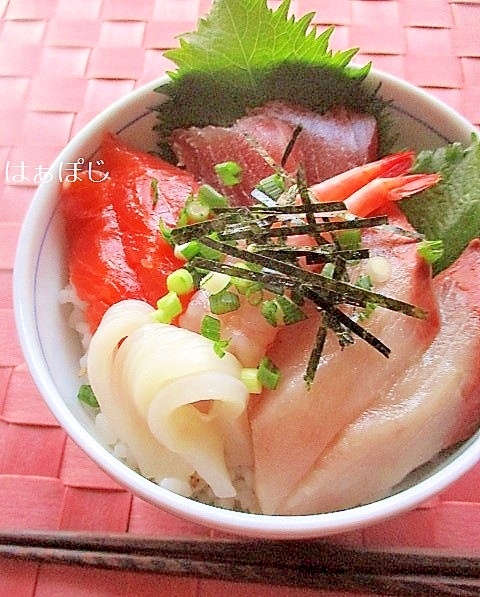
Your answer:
(1, 530), (480, 597)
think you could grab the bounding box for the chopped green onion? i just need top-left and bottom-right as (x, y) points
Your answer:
(356, 275), (372, 290)
(200, 271), (231, 294)
(321, 262), (335, 278)
(232, 277), (263, 303)
(255, 173), (285, 199)
(200, 315), (230, 357)
(229, 263), (264, 301)
(185, 199), (210, 222)
(257, 357), (280, 390)
(176, 207), (189, 227)
(275, 295), (307, 325)
(176, 238), (223, 262)
(245, 284), (264, 306)
(208, 290), (240, 314)
(230, 263), (255, 294)
(152, 291), (183, 323)
(167, 268), (194, 295)
(417, 239), (444, 264)
(198, 239), (224, 261)
(214, 161), (242, 186)
(251, 188), (279, 207)
(78, 384), (99, 408)
(198, 183), (228, 208)
(241, 368), (262, 394)
(335, 228), (362, 251)
(261, 299), (279, 326)
(213, 339), (230, 358)
(151, 177), (159, 205)
(200, 314), (221, 341)
(358, 302), (377, 321)
(159, 219), (173, 245)
(174, 240), (201, 261)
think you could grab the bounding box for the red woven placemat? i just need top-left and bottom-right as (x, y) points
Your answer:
(1, 1), (480, 595)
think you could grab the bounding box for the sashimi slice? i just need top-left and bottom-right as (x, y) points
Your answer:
(62, 175), (143, 331)
(179, 289), (278, 368)
(249, 207), (440, 514)
(173, 126), (274, 206)
(172, 101), (378, 206)
(98, 132), (198, 228)
(97, 133), (200, 307)
(282, 240), (480, 515)
(238, 101), (378, 184)
(62, 133), (200, 331)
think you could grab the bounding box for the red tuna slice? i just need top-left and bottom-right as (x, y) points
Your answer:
(173, 125), (275, 206)
(62, 133), (199, 331)
(237, 100), (378, 184)
(281, 240), (480, 515)
(172, 101), (378, 206)
(249, 206), (440, 515)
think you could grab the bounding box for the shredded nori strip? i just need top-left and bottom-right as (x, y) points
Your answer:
(188, 257), (289, 296)
(305, 288), (391, 357)
(331, 306), (390, 356)
(247, 244), (370, 263)
(379, 224), (425, 241)
(169, 212), (236, 243)
(199, 235), (426, 320)
(169, 175), (427, 384)
(174, 204), (389, 243)
(330, 255), (348, 281)
(297, 167), (327, 246)
(213, 201), (347, 214)
(281, 124), (303, 167)
(242, 215), (388, 238)
(304, 322), (328, 386)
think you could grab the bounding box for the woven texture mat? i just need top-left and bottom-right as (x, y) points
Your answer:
(1, 1), (480, 595)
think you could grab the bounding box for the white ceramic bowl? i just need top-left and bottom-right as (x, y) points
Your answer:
(13, 70), (480, 539)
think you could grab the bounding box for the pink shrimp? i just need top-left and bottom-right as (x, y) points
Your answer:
(309, 150), (415, 204)
(339, 172), (441, 217)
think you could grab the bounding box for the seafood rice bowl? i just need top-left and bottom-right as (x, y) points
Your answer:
(13, 0), (480, 538)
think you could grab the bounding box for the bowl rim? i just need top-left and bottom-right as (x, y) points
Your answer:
(13, 67), (480, 538)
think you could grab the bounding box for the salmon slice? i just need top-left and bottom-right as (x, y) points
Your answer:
(282, 240), (480, 515)
(172, 101), (378, 206)
(62, 174), (143, 331)
(97, 134), (199, 309)
(62, 133), (199, 331)
(97, 132), (198, 228)
(249, 206), (440, 514)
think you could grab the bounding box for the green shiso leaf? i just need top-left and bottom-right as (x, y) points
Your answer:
(400, 134), (480, 274)
(164, 1), (366, 81)
(153, 0), (389, 159)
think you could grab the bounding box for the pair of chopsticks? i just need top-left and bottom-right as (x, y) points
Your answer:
(1, 530), (480, 596)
